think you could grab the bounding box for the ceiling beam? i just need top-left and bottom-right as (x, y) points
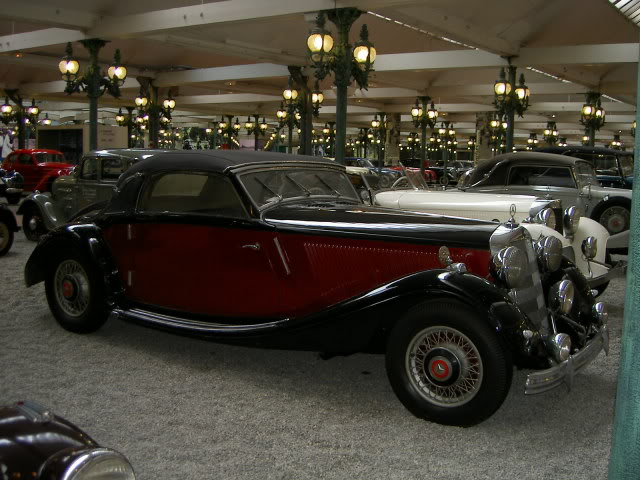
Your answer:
(375, 50), (507, 72)
(87, 0), (422, 39)
(153, 63), (290, 87)
(178, 94), (281, 104)
(0, 28), (86, 53)
(517, 43), (640, 66)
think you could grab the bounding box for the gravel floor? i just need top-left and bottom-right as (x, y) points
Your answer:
(0, 203), (625, 479)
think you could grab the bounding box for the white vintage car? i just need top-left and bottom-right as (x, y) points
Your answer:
(371, 170), (624, 294)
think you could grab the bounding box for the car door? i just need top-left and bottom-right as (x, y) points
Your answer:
(505, 165), (588, 212)
(106, 171), (283, 319)
(16, 153), (38, 190)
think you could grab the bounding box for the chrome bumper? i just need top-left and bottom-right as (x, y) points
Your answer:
(6, 187), (23, 194)
(588, 260), (627, 288)
(524, 324), (609, 395)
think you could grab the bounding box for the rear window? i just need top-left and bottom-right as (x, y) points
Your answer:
(507, 166), (576, 188)
(139, 171), (247, 218)
(33, 152), (65, 163)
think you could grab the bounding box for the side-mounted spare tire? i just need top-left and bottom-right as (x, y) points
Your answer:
(385, 300), (513, 427)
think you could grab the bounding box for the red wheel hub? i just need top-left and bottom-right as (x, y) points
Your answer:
(430, 359), (450, 380)
(62, 279), (75, 299)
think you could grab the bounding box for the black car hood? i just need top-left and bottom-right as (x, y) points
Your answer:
(263, 202), (498, 249)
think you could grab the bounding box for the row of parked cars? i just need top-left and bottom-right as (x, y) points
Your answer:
(0, 145), (632, 478)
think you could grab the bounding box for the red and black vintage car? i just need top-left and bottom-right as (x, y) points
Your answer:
(25, 150), (608, 426)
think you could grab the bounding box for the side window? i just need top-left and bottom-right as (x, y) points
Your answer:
(19, 153), (33, 165)
(508, 166), (575, 188)
(101, 156), (126, 180)
(139, 172), (246, 218)
(80, 157), (98, 180)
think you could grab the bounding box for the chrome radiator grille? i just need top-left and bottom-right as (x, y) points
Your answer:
(490, 225), (549, 332)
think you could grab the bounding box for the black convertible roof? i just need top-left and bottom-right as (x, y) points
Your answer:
(119, 150), (337, 181)
(535, 145), (634, 156)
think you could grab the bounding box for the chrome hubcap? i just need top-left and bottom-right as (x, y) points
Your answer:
(54, 260), (90, 317)
(406, 326), (483, 407)
(28, 216), (39, 231)
(600, 206), (629, 234)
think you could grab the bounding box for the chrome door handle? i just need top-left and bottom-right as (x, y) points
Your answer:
(242, 243), (261, 251)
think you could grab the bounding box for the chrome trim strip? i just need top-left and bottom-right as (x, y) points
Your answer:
(524, 324), (609, 395)
(114, 308), (290, 334)
(15, 400), (54, 423)
(273, 237), (291, 276)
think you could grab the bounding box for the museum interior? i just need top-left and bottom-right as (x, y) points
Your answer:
(0, 1), (638, 479)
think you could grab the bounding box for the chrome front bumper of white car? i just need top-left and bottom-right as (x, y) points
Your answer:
(524, 324), (609, 395)
(587, 260), (627, 288)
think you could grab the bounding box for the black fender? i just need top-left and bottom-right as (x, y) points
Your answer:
(262, 269), (534, 356)
(24, 223), (124, 305)
(0, 207), (19, 232)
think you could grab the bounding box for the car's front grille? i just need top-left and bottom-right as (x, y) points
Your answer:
(490, 225), (548, 332)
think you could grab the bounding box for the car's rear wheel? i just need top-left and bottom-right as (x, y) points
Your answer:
(45, 251), (109, 333)
(385, 301), (512, 427)
(0, 219), (14, 256)
(593, 199), (631, 235)
(22, 205), (47, 241)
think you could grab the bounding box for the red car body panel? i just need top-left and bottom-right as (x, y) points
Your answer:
(103, 222), (491, 319)
(2, 149), (73, 191)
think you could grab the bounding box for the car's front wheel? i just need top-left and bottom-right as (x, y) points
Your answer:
(45, 251), (109, 333)
(22, 205), (47, 241)
(5, 192), (21, 205)
(385, 301), (512, 427)
(0, 219), (14, 256)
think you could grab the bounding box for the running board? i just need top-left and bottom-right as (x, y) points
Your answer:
(112, 308), (291, 335)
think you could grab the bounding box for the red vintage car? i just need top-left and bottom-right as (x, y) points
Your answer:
(1, 149), (74, 192)
(25, 150), (608, 426)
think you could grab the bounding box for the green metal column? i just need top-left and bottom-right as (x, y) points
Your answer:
(608, 35), (640, 479)
(505, 66), (516, 152)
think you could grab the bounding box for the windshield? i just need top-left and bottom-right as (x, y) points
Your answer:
(240, 167), (359, 209)
(574, 161), (599, 189)
(619, 154), (634, 177)
(345, 158), (375, 169)
(33, 152), (65, 163)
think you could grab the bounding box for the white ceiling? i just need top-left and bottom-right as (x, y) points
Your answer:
(0, 0), (638, 146)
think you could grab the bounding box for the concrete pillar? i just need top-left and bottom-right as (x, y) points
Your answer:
(385, 113), (401, 165)
(475, 113), (492, 162)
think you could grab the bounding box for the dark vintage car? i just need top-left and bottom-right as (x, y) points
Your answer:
(536, 145), (633, 189)
(0, 203), (19, 256)
(25, 150), (608, 426)
(343, 157), (402, 187)
(0, 167), (24, 204)
(0, 400), (135, 479)
(1, 148), (73, 192)
(18, 148), (164, 241)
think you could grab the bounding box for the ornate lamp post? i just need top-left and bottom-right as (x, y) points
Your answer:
(631, 120), (636, 138)
(543, 120), (559, 145)
(216, 115), (241, 149)
(493, 63), (530, 151)
(306, 9), (376, 164)
(59, 40), (127, 150)
(437, 121), (456, 185)
(580, 91), (606, 147)
(311, 81), (324, 117)
(115, 106), (137, 147)
(411, 96), (438, 176)
(610, 134), (623, 150)
(244, 115), (268, 151)
(1, 93), (42, 148)
(558, 137), (568, 147)
(526, 132), (539, 151)
(370, 113), (387, 169)
(467, 135), (476, 157)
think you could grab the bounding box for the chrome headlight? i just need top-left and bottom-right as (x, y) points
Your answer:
(492, 246), (527, 288)
(563, 206), (582, 237)
(593, 302), (608, 323)
(534, 236), (562, 272)
(550, 280), (574, 315)
(534, 208), (554, 228)
(582, 236), (598, 260)
(547, 333), (572, 363)
(63, 448), (135, 480)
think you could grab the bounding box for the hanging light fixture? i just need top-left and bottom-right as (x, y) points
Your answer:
(115, 108), (126, 125)
(282, 77), (299, 105)
(135, 91), (149, 108)
(163, 96), (176, 112)
(631, 119), (636, 138)
(233, 117), (241, 131)
(543, 120), (559, 145)
(41, 113), (52, 126)
(244, 116), (255, 131)
(311, 81), (324, 116)
(353, 25), (376, 70)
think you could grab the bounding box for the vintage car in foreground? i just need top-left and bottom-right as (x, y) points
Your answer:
(0, 203), (19, 256)
(25, 151), (608, 426)
(537, 145), (633, 189)
(372, 169), (623, 294)
(0, 400), (135, 479)
(458, 152), (632, 241)
(0, 167), (24, 204)
(1, 148), (73, 192)
(18, 148), (164, 241)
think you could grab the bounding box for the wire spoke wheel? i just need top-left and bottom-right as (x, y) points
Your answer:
(53, 259), (91, 317)
(406, 326), (483, 407)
